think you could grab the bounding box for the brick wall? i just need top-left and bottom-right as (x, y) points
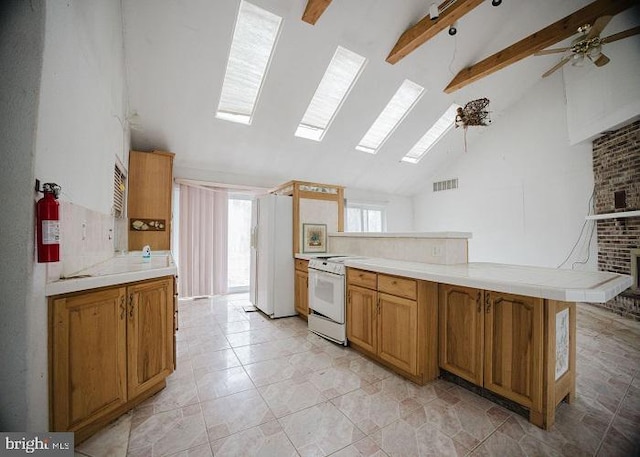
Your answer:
(592, 119), (640, 319)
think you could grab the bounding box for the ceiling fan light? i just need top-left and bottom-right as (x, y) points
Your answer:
(588, 43), (602, 58)
(571, 53), (585, 67)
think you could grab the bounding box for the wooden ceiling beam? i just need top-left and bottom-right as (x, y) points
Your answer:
(302, 0), (332, 25)
(386, 0), (485, 65)
(444, 0), (638, 93)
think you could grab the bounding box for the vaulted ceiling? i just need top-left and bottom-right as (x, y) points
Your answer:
(123, 0), (639, 195)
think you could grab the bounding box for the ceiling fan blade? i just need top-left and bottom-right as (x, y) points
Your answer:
(601, 25), (640, 44)
(535, 47), (570, 56)
(593, 53), (610, 67)
(586, 15), (612, 39)
(542, 56), (571, 78)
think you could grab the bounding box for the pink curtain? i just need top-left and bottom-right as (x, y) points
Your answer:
(178, 184), (228, 297)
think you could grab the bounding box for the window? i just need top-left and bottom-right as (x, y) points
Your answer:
(356, 79), (424, 154)
(216, 1), (282, 125)
(401, 103), (461, 164)
(295, 46), (367, 141)
(346, 204), (386, 232)
(227, 195), (253, 291)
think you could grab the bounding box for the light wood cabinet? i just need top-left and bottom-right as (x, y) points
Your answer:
(346, 269), (438, 384)
(126, 278), (174, 398)
(484, 291), (543, 411)
(50, 287), (127, 433)
(438, 284), (569, 429)
(438, 285), (484, 385)
(50, 276), (175, 443)
(378, 292), (418, 376)
(128, 150), (174, 251)
(346, 284), (377, 353)
(294, 259), (309, 318)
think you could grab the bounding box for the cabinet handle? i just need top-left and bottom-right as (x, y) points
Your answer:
(485, 291), (491, 313)
(347, 290), (351, 304)
(377, 297), (381, 314)
(119, 296), (125, 319)
(477, 290), (482, 313)
(129, 293), (135, 318)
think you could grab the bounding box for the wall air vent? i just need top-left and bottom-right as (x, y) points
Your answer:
(433, 178), (458, 192)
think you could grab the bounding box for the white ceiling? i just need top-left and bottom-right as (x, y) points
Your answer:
(122, 0), (635, 196)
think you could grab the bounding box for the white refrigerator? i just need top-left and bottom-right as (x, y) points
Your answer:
(250, 194), (295, 318)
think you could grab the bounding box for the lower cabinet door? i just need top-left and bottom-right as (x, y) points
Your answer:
(377, 292), (418, 376)
(484, 291), (543, 409)
(294, 270), (309, 316)
(51, 287), (128, 431)
(346, 285), (377, 353)
(127, 278), (173, 398)
(439, 284), (484, 385)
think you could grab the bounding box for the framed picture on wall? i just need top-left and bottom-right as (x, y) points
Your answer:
(302, 223), (327, 253)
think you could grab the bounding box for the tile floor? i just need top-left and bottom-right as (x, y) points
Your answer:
(75, 293), (640, 457)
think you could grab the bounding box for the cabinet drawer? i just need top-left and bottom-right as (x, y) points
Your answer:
(347, 268), (377, 290)
(295, 259), (309, 272)
(378, 274), (417, 300)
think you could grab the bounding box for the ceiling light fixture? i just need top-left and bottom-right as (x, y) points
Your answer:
(448, 22), (458, 36)
(491, 0), (502, 6)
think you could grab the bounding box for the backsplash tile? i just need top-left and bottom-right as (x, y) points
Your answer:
(46, 201), (115, 280)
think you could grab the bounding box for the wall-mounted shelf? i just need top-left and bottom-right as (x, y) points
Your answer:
(585, 210), (640, 221)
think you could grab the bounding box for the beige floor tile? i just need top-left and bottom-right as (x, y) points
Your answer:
(332, 384), (422, 434)
(345, 357), (393, 384)
(201, 388), (275, 441)
(164, 443), (213, 457)
(76, 412), (131, 457)
(194, 365), (254, 401)
(211, 420), (298, 456)
(189, 348), (241, 372)
(373, 374), (455, 406)
(309, 365), (370, 399)
(127, 404), (208, 457)
(329, 437), (388, 457)
(244, 356), (311, 387)
(137, 375), (200, 414)
(279, 402), (365, 457)
(371, 416), (469, 457)
(232, 339), (298, 365)
(258, 374), (327, 418)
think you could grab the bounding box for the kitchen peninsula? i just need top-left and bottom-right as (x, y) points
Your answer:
(296, 232), (632, 430)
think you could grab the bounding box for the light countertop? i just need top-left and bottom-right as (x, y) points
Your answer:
(343, 257), (632, 303)
(45, 252), (177, 296)
(328, 231), (472, 239)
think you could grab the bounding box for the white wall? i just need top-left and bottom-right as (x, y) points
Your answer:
(35, 0), (127, 213)
(413, 74), (596, 269)
(0, 0), (127, 431)
(565, 8), (640, 145)
(0, 0), (45, 431)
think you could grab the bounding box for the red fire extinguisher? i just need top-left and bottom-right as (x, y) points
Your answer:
(37, 182), (61, 263)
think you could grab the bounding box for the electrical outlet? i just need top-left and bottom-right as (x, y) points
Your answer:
(82, 222), (87, 240)
(431, 246), (443, 257)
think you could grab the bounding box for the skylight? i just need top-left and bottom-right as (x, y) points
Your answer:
(401, 103), (461, 164)
(295, 46), (367, 141)
(216, 1), (282, 125)
(356, 79), (424, 154)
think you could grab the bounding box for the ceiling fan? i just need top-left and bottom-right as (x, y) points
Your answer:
(535, 16), (640, 78)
